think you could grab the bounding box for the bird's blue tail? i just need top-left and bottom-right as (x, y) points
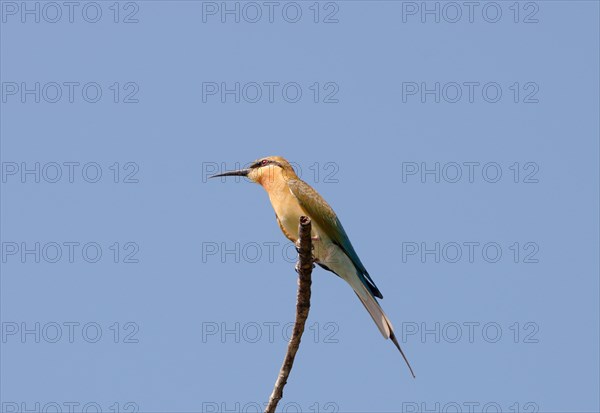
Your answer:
(352, 280), (416, 378)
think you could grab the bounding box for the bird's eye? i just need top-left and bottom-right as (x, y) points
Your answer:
(261, 159), (269, 166)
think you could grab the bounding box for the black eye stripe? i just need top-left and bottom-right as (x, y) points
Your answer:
(252, 159), (282, 168)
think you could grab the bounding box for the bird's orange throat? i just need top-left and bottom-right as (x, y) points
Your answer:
(255, 167), (290, 192)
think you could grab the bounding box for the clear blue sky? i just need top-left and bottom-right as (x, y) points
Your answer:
(1, 1), (599, 412)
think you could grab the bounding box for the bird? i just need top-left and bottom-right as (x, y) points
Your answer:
(210, 156), (415, 378)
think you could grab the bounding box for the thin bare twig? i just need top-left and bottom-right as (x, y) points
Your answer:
(265, 216), (313, 413)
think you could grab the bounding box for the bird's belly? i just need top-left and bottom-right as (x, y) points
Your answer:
(271, 196), (307, 241)
(280, 212), (303, 239)
(277, 209), (323, 243)
(313, 240), (357, 282)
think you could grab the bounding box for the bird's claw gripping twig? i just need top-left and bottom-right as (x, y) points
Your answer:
(295, 261), (315, 274)
(295, 238), (316, 253)
(295, 239), (316, 273)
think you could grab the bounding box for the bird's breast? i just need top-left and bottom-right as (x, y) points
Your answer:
(267, 186), (317, 242)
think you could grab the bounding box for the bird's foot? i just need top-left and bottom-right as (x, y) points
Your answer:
(295, 239), (316, 253)
(295, 260), (316, 273)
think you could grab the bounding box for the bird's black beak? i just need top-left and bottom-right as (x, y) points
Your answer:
(209, 168), (250, 178)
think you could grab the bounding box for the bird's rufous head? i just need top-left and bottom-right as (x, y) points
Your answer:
(209, 156), (298, 186)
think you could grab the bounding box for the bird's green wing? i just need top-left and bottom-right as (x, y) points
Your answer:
(287, 179), (383, 299)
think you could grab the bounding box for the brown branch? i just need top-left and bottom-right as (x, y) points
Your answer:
(265, 216), (313, 413)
